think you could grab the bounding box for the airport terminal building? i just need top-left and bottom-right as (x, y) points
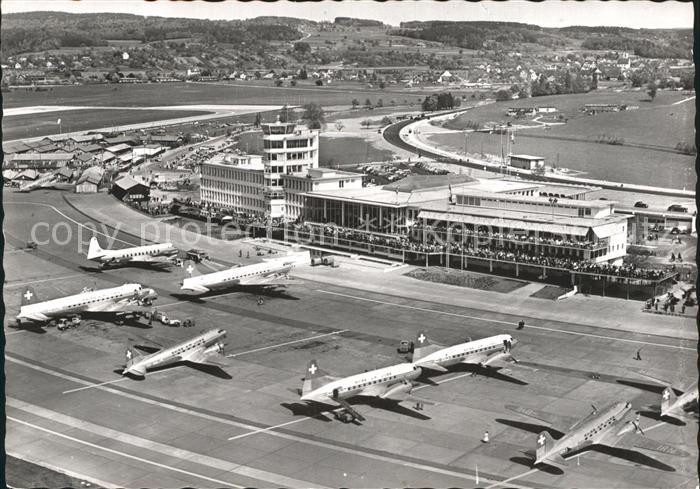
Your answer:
(296, 175), (630, 265)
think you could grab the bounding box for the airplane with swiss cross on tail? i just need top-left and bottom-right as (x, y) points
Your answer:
(410, 330), (519, 374)
(179, 251), (308, 293)
(299, 359), (431, 422)
(122, 328), (228, 377)
(87, 236), (178, 268)
(505, 401), (689, 469)
(15, 283), (157, 326)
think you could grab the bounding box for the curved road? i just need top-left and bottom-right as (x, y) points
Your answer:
(382, 115), (695, 199)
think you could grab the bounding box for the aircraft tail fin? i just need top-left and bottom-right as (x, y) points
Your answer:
(535, 431), (556, 465)
(20, 286), (39, 306)
(301, 359), (333, 397)
(183, 260), (202, 278)
(87, 237), (105, 260)
(661, 385), (677, 415)
(124, 343), (146, 374)
(412, 330), (441, 361)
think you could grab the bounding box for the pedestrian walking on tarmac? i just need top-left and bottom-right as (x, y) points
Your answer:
(503, 339), (509, 352)
(654, 299), (659, 311)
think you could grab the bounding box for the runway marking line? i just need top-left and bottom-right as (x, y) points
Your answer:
(8, 397), (324, 489)
(227, 416), (313, 441)
(226, 329), (348, 358)
(6, 355), (535, 488)
(317, 289), (695, 351)
(7, 415), (246, 488)
(62, 377), (129, 394)
(485, 468), (539, 489)
(6, 201), (135, 245)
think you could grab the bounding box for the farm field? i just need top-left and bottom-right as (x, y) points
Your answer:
(235, 129), (395, 167)
(319, 135), (395, 167)
(444, 89), (693, 130)
(425, 129), (695, 189)
(2, 108), (210, 141)
(518, 96), (695, 149)
(433, 89), (696, 189)
(2, 80), (439, 109)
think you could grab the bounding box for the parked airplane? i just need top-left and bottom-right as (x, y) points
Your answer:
(300, 359), (425, 422)
(635, 370), (699, 421)
(87, 236), (178, 268)
(15, 283), (157, 325)
(411, 330), (518, 373)
(18, 172), (73, 192)
(661, 381), (699, 420)
(506, 402), (688, 468)
(122, 328), (228, 377)
(180, 252), (307, 293)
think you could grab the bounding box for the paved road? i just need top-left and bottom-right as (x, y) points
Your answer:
(383, 113), (695, 199)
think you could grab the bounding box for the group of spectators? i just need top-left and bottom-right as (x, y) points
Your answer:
(288, 223), (671, 280)
(412, 224), (602, 250)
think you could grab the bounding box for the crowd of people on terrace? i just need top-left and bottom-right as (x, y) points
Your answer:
(415, 224), (603, 249)
(288, 223), (670, 280)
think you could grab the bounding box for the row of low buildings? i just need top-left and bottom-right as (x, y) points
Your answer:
(1, 131), (189, 191)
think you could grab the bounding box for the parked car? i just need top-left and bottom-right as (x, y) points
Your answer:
(186, 248), (209, 262)
(397, 340), (414, 354)
(667, 204), (688, 213)
(634, 201), (648, 208)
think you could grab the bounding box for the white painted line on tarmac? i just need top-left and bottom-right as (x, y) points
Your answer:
(4, 330), (26, 336)
(6, 355), (535, 488)
(672, 96), (695, 105)
(6, 416), (246, 488)
(62, 377), (129, 394)
(4, 273), (86, 289)
(6, 202), (135, 245)
(485, 468), (538, 489)
(226, 329), (348, 358)
(317, 289), (695, 351)
(228, 416), (312, 441)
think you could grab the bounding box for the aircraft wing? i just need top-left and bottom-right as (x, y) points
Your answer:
(17, 311), (51, 322)
(479, 352), (517, 369)
(612, 432), (690, 457)
(238, 273), (302, 287)
(505, 404), (579, 432)
(416, 361), (448, 373)
(88, 297), (143, 313)
(181, 347), (229, 367)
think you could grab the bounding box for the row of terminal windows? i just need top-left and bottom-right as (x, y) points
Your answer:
(263, 140), (315, 150)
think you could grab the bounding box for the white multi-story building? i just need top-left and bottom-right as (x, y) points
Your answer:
(282, 168), (364, 221)
(200, 153), (265, 216)
(261, 119), (319, 218)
